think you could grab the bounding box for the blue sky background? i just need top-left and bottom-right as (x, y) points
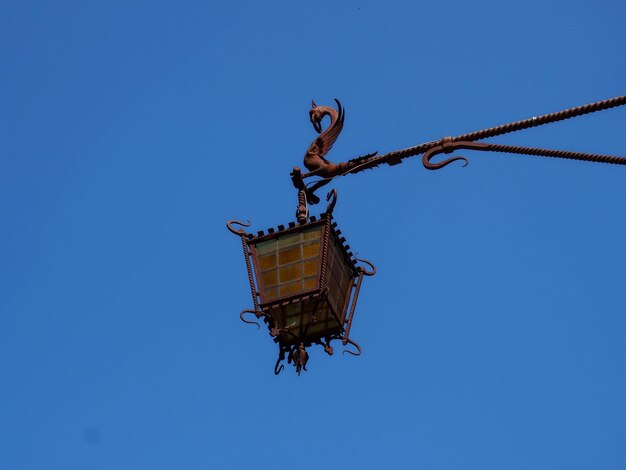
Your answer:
(2, 1), (626, 469)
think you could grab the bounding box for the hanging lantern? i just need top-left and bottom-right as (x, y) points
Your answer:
(226, 94), (626, 375)
(227, 191), (375, 375)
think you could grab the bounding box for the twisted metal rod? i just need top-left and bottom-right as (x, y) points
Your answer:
(356, 94), (626, 170)
(457, 94), (626, 142)
(476, 143), (626, 166)
(422, 139), (626, 170)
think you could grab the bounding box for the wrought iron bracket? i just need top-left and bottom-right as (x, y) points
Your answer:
(422, 138), (626, 170)
(295, 94), (626, 203)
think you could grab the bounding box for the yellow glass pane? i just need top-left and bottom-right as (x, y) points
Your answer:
(304, 276), (317, 290)
(277, 232), (300, 249)
(302, 242), (320, 258)
(258, 254), (276, 270)
(260, 270), (277, 287)
(279, 281), (303, 297)
(278, 245), (301, 265)
(264, 287), (278, 300)
(278, 263), (302, 283)
(303, 226), (323, 241)
(255, 240), (276, 255)
(303, 259), (318, 277)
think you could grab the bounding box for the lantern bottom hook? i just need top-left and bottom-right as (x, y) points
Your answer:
(274, 344), (289, 375)
(342, 337), (362, 356)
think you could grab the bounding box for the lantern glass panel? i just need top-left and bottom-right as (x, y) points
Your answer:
(325, 232), (355, 321)
(253, 225), (323, 303)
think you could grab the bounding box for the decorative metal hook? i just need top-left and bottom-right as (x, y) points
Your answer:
(355, 257), (376, 276)
(325, 189), (338, 216)
(239, 309), (264, 329)
(420, 138), (626, 171)
(227, 219), (252, 236)
(274, 345), (288, 375)
(429, 139), (626, 169)
(342, 337), (362, 356)
(422, 138), (478, 170)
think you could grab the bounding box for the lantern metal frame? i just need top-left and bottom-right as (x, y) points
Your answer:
(227, 191), (375, 375)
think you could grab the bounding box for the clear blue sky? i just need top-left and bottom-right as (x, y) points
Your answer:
(2, 1), (626, 469)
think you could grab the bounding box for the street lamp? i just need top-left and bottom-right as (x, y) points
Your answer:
(229, 94), (626, 375)
(227, 191), (374, 376)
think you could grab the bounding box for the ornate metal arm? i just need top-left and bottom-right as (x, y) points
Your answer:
(294, 95), (626, 205)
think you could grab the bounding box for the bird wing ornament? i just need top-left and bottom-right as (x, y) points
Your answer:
(291, 99), (377, 206)
(304, 99), (345, 175)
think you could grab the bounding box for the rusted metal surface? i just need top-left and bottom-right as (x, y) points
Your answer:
(303, 100), (376, 178)
(304, 99), (346, 178)
(370, 93), (626, 170)
(422, 139), (626, 170)
(296, 188), (308, 224)
(296, 95), (626, 202)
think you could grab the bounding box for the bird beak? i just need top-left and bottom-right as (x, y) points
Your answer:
(312, 119), (322, 134)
